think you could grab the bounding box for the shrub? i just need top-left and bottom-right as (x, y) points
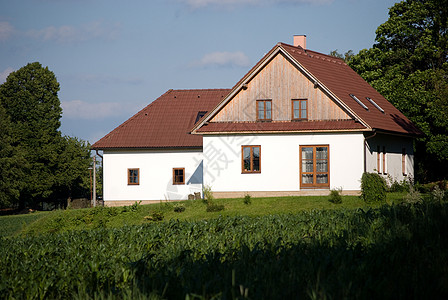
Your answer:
(404, 184), (423, 204)
(431, 185), (445, 203)
(244, 194), (252, 205)
(388, 178), (410, 193)
(144, 210), (164, 222)
(173, 204), (186, 213)
(206, 204), (225, 212)
(360, 172), (387, 203)
(202, 185), (214, 205)
(328, 188), (342, 204)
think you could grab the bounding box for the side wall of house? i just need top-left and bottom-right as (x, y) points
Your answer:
(202, 132), (365, 195)
(103, 149), (203, 204)
(365, 133), (414, 184)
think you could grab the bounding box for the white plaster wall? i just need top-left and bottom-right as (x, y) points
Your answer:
(103, 150), (203, 202)
(202, 133), (365, 192)
(365, 133), (414, 183)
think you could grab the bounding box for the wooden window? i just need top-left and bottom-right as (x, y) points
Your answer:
(128, 168), (139, 185)
(256, 100), (272, 121)
(300, 145), (330, 188)
(242, 145), (261, 173)
(382, 146), (387, 174)
(173, 168), (185, 185)
(292, 99), (307, 120)
(402, 148), (407, 176)
(377, 146), (381, 174)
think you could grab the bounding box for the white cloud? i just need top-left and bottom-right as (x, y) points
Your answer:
(0, 21), (14, 41)
(192, 51), (251, 68)
(27, 20), (120, 44)
(179, 0), (332, 9)
(61, 100), (143, 120)
(0, 67), (14, 83)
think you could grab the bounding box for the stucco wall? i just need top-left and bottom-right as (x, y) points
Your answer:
(365, 133), (414, 183)
(102, 149), (203, 202)
(202, 132), (365, 193)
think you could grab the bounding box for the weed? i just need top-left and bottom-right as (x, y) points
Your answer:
(144, 210), (164, 222)
(404, 185), (422, 204)
(173, 204), (186, 213)
(206, 204), (225, 212)
(244, 194), (252, 205)
(202, 185), (214, 205)
(328, 188), (342, 204)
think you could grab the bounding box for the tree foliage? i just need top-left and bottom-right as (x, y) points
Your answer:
(349, 0), (448, 181)
(0, 62), (91, 208)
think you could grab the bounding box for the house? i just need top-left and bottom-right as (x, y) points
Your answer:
(92, 36), (422, 206)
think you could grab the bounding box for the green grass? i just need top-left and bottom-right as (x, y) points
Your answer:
(0, 193), (409, 237)
(0, 212), (49, 237)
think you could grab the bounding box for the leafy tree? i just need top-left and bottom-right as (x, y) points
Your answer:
(329, 49), (354, 62)
(0, 104), (26, 208)
(349, 0), (448, 181)
(0, 62), (90, 208)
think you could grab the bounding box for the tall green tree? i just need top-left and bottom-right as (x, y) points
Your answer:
(0, 62), (90, 208)
(0, 104), (26, 208)
(349, 0), (448, 181)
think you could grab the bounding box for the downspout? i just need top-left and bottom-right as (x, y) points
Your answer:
(364, 130), (377, 173)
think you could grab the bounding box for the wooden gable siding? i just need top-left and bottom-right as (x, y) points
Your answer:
(210, 52), (351, 122)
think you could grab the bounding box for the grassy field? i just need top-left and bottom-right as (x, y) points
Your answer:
(0, 193), (408, 237)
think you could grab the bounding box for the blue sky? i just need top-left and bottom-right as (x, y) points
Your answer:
(0, 0), (399, 144)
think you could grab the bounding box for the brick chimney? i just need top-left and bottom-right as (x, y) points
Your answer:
(293, 35), (306, 49)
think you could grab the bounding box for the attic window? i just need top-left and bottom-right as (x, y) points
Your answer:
(349, 94), (368, 110)
(195, 111), (207, 124)
(366, 97), (385, 113)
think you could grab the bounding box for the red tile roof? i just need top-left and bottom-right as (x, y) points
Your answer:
(197, 120), (366, 133)
(278, 43), (422, 136)
(91, 89), (230, 149)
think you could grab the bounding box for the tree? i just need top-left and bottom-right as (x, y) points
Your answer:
(0, 104), (26, 208)
(329, 49), (354, 62)
(349, 0), (448, 182)
(0, 62), (90, 208)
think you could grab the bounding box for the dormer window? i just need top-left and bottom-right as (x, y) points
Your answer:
(257, 100), (272, 121)
(292, 99), (307, 120)
(195, 111), (207, 124)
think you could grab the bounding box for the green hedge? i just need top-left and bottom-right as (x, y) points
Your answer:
(361, 172), (387, 203)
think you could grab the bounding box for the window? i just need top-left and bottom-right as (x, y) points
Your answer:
(402, 148), (407, 176)
(173, 168), (185, 185)
(242, 146), (261, 173)
(195, 111), (207, 124)
(366, 97), (384, 113)
(300, 145), (329, 188)
(349, 94), (368, 110)
(377, 146), (381, 174)
(382, 146), (387, 174)
(128, 168), (139, 185)
(292, 99), (307, 120)
(257, 100), (272, 121)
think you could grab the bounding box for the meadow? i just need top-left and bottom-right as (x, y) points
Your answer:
(1, 194), (447, 299)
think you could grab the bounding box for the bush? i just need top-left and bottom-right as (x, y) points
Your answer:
(361, 172), (387, 203)
(202, 185), (214, 205)
(244, 194), (252, 205)
(173, 204), (185, 213)
(431, 185), (445, 203)
(404, 185), (422, 204)
(328, 188), (342, 204)
(206, 204), (225, 212)
(144, 210), (164, 222)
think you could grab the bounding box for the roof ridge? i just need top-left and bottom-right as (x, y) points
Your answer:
(279, 42), (346, 65)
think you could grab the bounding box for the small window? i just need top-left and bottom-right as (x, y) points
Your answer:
(402, 148), (407, 176)
(377, 146), (381, 174)
(128, 168), (139, 185)
(349, 94), (368, 110)
(195, 111), (207, 124)
(257, 100), (272, 121)
(173, 168), (185, 185)
(292, 99), (307, 120)
(242, 145), (261, 173)
(366, 97), (384, 113)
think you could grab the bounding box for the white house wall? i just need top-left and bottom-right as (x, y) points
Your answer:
(202, 133), (365, 193)
(365, 133), (414, 183)
(103, 149), (203, 203)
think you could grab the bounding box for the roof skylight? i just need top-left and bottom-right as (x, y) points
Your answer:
(366, 97), (385, 113)
(349, 94), (368, 110)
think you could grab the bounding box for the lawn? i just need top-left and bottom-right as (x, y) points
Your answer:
(0, 193), (408, 237)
